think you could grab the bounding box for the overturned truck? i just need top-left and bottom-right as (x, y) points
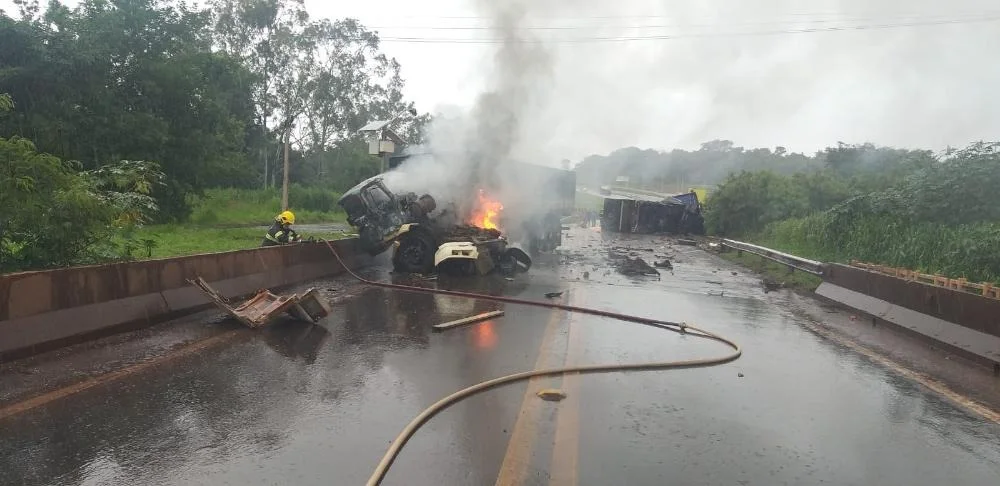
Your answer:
(337, 176), (531, 275)
(602, 191), (705, 235)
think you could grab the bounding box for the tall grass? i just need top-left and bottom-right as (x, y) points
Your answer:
(134, 225), (348, 258)
(187, 185), (344, 226)
(758, 214), (1000, 283)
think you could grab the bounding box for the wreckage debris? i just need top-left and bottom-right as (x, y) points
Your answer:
(617, 256), (661, 278)
(537, 388), (568, 401)
(654, 259), (673, 270)
(433, 310), (505, 332)
(762, 279), (784, 293)
(189, 277), (330, 329)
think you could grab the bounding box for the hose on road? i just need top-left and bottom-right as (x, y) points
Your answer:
(321, 240), (742, 486)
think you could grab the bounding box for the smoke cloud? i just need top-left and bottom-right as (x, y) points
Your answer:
(382, 0), (571, 242)
(383, 0), (1000, 236)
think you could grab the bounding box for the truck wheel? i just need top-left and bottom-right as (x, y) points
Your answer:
(501, 248), (532, 275)
(392, 231), (436, 274)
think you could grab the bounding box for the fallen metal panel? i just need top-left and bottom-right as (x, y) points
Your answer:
(189, 277), (331, 329)
(816, 282), (1000, 362)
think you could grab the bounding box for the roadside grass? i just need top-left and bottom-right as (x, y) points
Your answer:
(125, 186), (351, 259)
(133, 225), (348, 259)
(717, 249), (822, 292)
(187, 187), (346, 227)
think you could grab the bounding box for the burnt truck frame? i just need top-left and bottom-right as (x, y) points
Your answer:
(387, 153), (576, 255)
(337, 175), (531, 276)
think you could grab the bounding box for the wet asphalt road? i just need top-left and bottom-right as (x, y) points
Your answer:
(2, 227), (1000, 485)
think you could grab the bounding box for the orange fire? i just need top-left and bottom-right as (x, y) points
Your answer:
(470, 189), (503, 230)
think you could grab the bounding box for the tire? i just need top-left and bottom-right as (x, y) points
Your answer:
(392, 230), (436, 274)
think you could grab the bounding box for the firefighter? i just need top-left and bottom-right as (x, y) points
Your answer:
(261, 210), (302, 247)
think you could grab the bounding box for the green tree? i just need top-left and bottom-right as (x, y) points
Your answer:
(210, 0), (422, 188)
(704, 170), (810, 236)
(0, 1), (256, 220)
(0, 134), (163, 271)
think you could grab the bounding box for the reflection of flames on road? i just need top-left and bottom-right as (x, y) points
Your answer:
(473, 321), (498, 349)
(469, 189), (503, 230)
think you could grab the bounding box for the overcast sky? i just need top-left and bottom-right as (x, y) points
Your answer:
(4, 0), (1000, 162)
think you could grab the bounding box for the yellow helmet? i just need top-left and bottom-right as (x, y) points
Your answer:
(277, 210), (295, 225)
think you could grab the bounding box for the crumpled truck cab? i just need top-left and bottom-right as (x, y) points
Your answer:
(337, 176), (436, 257)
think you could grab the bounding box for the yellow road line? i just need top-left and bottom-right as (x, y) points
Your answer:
(549, 316), (583, 486)
(0, 281), (373, 421)
(0, 330), (241, 421)
(495, 310), (564, 486)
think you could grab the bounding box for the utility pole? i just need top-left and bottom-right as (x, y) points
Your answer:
(281, 128), (290, 210)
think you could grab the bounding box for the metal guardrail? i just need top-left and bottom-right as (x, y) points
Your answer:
(720, 239), (825, 276)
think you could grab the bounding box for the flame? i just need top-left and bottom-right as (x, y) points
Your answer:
(470, 189), (503, 230)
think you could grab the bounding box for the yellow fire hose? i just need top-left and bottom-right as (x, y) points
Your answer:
(321, 240), (742, 486)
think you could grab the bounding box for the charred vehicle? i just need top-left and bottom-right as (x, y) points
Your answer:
(387, 153), (576, 255)
(337, 176), (531, 275)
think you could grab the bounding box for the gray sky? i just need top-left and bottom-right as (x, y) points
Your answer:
(4, 0), (1000, 161)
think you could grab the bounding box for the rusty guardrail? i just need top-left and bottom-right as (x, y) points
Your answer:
(849, 260), (1000, 300)
(720, 239), (825, 276)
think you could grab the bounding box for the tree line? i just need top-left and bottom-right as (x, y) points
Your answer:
(579, 139), (1000, 281)
(574, 139), (934, 192)
(702, 142), (1000, 282)
(1, 0), (425, 271)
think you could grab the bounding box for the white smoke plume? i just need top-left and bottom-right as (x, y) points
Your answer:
(383, 0), (1000, 233)
(382, 0), (569, 242)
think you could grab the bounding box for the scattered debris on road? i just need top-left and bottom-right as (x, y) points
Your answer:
(617, 256), (661, 278)
(432, 310), (505, 332)
(189, 277), (330, 329)
(545, 291), (565, 298)
(537, 388), (568, 401)
(762, 279), (784, 293)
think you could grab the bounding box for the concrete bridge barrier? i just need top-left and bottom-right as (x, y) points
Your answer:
(0, 239), (370, 361)
(818, 263), (1000, 370)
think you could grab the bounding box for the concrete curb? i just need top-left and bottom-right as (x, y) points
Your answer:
(0, 239), (370, 360)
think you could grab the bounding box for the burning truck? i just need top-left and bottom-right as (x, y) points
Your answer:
(337, 175), (532, 276)
(386, 152), (576, 255)
(337, 152), (574, 276)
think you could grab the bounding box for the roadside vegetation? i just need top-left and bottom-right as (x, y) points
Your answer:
(187, 186), (345, 227)
(1, 0), (423, 272)
(703, 142), (1000, 283)
(133, 186), (349, 259)
(716, 251), (823, 292)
